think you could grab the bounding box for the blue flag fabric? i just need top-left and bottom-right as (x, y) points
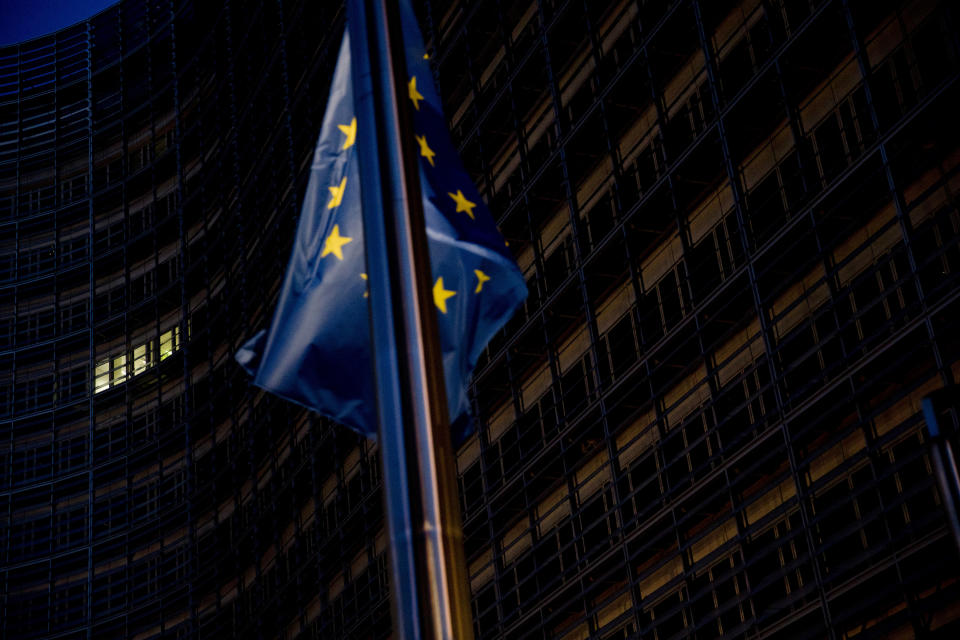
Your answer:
(236, 5), (527, 442)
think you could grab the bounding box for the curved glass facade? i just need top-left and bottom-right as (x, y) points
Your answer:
(2, 0), (960, 638)
(0, 1), (388, 637)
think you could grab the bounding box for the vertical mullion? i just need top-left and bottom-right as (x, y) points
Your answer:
(83, 16), (96, 640)
(166, 0), (198, 632)
(535, 0), (604, 431)
(689, 1), (837, 636)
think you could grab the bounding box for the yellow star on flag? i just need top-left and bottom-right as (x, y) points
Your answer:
(448, 189), (476, 219)
(408, 76), (424, 110)
(416, 134), (436, 166)
(474, 269), (490, 293)
(320, 224), (352, 260)
(327, 176), (347, 209)
(360, 272), (368, 298)
(337, 117), (356, 150)
(433, 277), (456, 313)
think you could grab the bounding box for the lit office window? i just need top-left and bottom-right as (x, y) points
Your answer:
(93, 326), (180, 394)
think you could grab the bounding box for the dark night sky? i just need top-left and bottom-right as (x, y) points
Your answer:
(0, 0), (119, 46)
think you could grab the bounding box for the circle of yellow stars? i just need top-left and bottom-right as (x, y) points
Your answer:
(316, 72), (498, 313)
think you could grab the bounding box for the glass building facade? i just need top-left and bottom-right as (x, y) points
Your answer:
(1, 0), (959, 638)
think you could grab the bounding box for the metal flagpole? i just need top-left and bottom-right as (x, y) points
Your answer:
(921, 386), (960, 557)
(346, 0), (474, 638)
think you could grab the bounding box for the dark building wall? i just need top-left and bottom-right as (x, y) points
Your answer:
(445, 0), (960, 638)
(2, 0), (960, 638)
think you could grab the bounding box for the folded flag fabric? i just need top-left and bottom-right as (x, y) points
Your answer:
(236, 3), (527, 442)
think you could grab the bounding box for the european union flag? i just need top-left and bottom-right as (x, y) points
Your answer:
(236, 4), (527, 442)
